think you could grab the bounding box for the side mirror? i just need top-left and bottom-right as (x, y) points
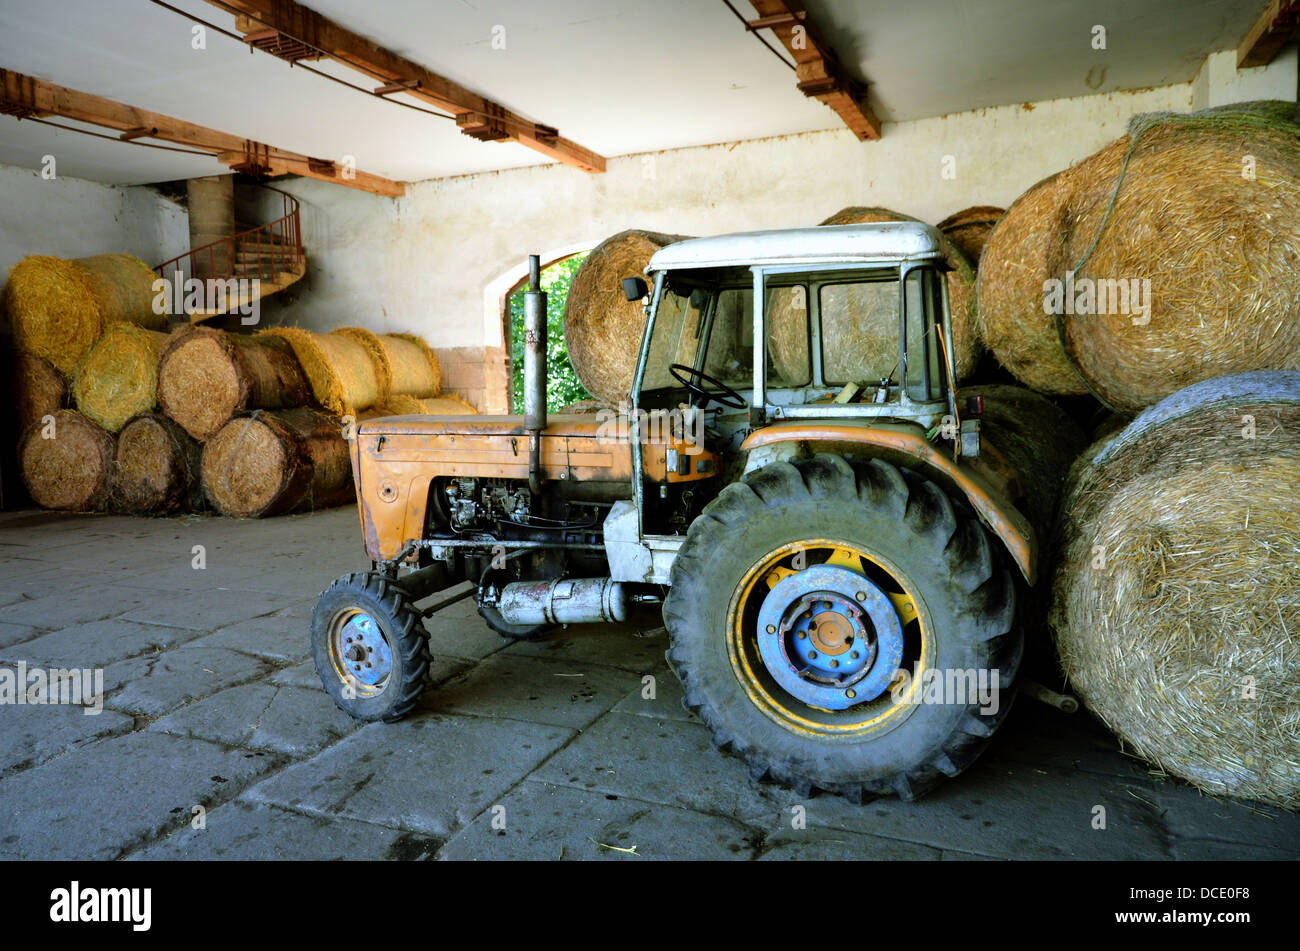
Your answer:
(622, 277), (648, 302)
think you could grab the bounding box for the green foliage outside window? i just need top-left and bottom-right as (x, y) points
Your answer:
(509, 252), (593, 413)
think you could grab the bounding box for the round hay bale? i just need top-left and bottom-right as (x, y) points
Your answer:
(1057, 103), (1300, 413)
(330, 327), (393, 399)
(157, 327), (312, 441)
(810, 207), (982, 381)
(345, 332), (441, 398)
(1052, 371), (1300, 807)
(201, 407), (354, 518)
(70, 324), (171, 433)
(74, 253), (166, 331)
(937, 205), (1005, 266)
(958, 384), (1089, 542)
(14, 352), (66, 436)
(377, 394), (478, 415)
(977, 139), (1129, 395)
(261, 327), (382, 417)
(565, 231), (690, 405)
(18, 409), (113, 511)
(111, 413), (202, 514)
(3, 255), (103, 374)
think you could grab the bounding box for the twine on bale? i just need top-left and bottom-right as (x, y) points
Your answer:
(261, 327), (383, 417)
(565, 231), (690, 405)
(19, 409), (114, 512)
(70, 324), (171, 432)
(1051, 371), (1300, 807)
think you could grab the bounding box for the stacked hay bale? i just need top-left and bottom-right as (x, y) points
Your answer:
(14, 353), (66, 436)
(261, 327), (386, 418)
(1052, 371), (1300, 807)
(564, 231), (689, 405)
(3, 253), (164, 374)
(809, 208), (982, 381)
(379, 394), (477, 415)
(18, 410), (115, 512)
(200, 407), (357, 518)
(157, 328), (312, 441)
(111, 413), (202, 514)
(70, 324), (172, 432)
(979, 101), (1300, 411)
(936, 206), (1005, 267)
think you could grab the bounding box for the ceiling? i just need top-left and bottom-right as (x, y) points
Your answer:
(0, 0), (1272, 187)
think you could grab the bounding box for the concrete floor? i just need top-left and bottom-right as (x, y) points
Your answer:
(0, 506), (1295, 861)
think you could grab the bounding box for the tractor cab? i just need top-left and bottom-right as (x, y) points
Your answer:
(624, 222), (974, 548)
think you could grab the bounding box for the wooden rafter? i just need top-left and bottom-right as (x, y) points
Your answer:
(208, 0), (606, 173)
(745, 0), (880, 140)
(1238, 0), (1300, 68)
(0, 68), (403, 197)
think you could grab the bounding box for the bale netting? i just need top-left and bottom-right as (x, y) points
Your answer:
(1057, 102), (1300, 414)
(957, 384), (1089, 542)
(74, 253), (166, 330)
(111, 413), (202, 514)
(14, 352), (66, 436)
(3, 255), (103, 374)
(201, 407), (355, 518)
(565, 231), (690, 405)
(936, 205), (1005, 267)
(810, 207), (982, 381)
(70, 324), (171, 433)
(261, 327), (382, 418)
(1051, 371), (1300, 807)
(18, 409), (114, 512)
(977, 139), (1129, 396)
(378, 394), (478, 416)
(157, 327), (311, 441)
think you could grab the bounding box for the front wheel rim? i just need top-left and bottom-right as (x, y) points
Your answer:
(328, 607), (393, 698)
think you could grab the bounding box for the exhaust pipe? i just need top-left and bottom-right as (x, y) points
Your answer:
(497, 577), (628, 625)
(523, 254), (547, 495)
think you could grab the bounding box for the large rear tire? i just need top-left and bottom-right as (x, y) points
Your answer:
(662, 454), (1021, 802)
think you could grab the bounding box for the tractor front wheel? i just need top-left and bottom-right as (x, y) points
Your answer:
(312, 571), (430, 722)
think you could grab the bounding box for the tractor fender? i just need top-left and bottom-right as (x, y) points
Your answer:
(739, 424), (1037, 585)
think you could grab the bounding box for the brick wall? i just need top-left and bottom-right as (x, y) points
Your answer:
(433, 345), (510, 415)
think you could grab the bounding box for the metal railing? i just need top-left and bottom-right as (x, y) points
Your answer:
(154, 186), (302, 314)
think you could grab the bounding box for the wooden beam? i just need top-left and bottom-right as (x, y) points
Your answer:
(746, 0), (881, 141)
(211, 0), (606, 173)
(0, 68), (404, 197)
(1238, 0), (1300, 68)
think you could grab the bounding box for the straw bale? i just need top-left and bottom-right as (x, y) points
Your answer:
(19, 409), (113, 511)
(111, 412), (202, 514)
(14, 352), (66, 435)
(70, 324), (170, 432)
(260, 327), (382, 417)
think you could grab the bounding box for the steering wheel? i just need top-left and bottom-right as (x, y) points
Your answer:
(669, 363), (748, 409)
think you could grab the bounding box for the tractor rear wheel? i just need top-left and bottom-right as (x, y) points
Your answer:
(662, 454), (1020, 802)
(312, 571), (430, 722)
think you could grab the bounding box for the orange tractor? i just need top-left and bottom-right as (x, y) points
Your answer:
(313, 223), (1040, 801)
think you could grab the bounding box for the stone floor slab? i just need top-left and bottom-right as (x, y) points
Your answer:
(242, 714), (573, 838)
(106, 647), (270, 717)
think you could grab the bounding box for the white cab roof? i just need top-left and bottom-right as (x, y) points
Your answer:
(647, 222), (947, 272)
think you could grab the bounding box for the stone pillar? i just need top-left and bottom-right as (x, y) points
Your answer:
(186, 175), (236, 279)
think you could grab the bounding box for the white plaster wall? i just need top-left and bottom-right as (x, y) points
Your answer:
(0, 164), (187, 287)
